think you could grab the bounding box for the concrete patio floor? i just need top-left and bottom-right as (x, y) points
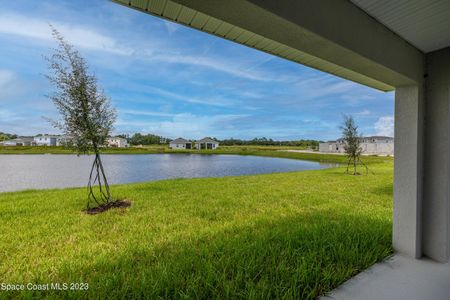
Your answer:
(321, 254), (450, 300)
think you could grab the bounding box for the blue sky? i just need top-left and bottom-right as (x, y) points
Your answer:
(0, 0), (394, 141)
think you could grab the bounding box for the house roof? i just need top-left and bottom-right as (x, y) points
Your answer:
(364, 136), (394, 140)
(197, 137), (218, 143)
(171, 137), (191, 144)
(35, 135), (59, 139)
(108, 137), (127, 141)
(335, 136), (394, 142)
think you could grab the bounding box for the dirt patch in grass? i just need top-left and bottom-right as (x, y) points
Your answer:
(85, 199), (131, 215)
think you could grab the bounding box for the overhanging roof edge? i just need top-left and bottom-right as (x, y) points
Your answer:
(111, 0), (423, 91)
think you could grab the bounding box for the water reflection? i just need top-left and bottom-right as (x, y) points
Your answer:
(0, 154), (334, 192)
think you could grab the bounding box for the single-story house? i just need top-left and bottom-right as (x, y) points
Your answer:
(169, 138), (192, 149)
(107, 137), (129, 148)
(319, 136), (394, 155)
(56, 136), (72, 146)
(0, 137), (34, 146)
(34, 135), (58, 146)
(195, 137), (219, 150)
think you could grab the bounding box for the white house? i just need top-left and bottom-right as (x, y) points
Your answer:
(319, 136), (394, 156)
(1, 137), (34, 146)
(34, 135), (58, 146)
(169, 138), (192, 149)
(107, 137), (129, 148)
(195, 137), (219, 150)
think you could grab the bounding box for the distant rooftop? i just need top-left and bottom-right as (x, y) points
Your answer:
(196, 137), (218, 143)
(326, 136), (394, 143)
(171, 138), (190, 144)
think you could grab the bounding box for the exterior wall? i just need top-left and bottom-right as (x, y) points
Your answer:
(394, 85), (423, 259)
(319, 140), (394, 155)
(34, 136), (57, 146)
(107, 138), (129, 148)
(169, 143), (190, 149)
(194, 142), (219, 150)
(421, 47), (450, 262)
(2, 141), (18, 146)
(318, 142), (345, 153)
(361, 142), (394, 155)
(2, 140), (32, 146)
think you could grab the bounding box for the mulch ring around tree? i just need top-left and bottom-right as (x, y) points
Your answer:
(84, 199), (131, 215)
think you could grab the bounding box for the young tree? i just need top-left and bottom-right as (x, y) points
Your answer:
(45, 26), (117, 209)
(340, 115), (368, 175)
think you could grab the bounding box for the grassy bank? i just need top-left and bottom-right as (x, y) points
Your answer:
(0, 150), (393, 299)
(0, 145), (305, 155)
(0, 145), (390, 165)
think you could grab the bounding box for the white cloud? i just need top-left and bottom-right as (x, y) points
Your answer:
(0, 70), (20, 100)
(143, 86), (236, 107)
(163, 20), (180, 36)
(0, 14), (284, 82)
(120, 109), (176, 118)
(150, 53), (275, 82)
(354, 109), (371, 116)
(293, 75), (357, 99)
(116, 113), (248, 138)
(0, 108), (20, 121)
(0, 70), (14, 88)
(341, 94), (375, 101)
(0, 13), (131, 55)
(374, 116), (394, 137)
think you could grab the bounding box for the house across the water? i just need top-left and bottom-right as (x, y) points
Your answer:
(34, 135), (58, 146)
(195, 137), (219, 150)
(106, 137), (129, 148)
(0, 137), (34, 146)
(319, 136), (394, 155)
(169, 138), (192, 149)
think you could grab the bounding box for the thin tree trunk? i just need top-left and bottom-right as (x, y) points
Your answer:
(96, 152), (111, 201)
(86, 145), (112, 208)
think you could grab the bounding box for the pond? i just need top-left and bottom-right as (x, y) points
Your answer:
(0, 154), (334, 192)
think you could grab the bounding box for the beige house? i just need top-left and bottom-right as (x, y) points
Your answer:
(195, 137), (219, 150)
(169, 138), (192, 149)
(107, 137), (129, 148)
(319, 136), (394, 156)
(1, 137), (34, 146)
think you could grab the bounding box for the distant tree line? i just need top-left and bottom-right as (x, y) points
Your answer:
(217, 137), (320, 148)
(116, 133), (170, 145)
(3, 131), (320, 148)
(0, 132), (18, 141)
(119, 134), (320, 147)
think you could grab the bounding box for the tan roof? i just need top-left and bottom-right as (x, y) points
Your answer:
(196, 137), (218, 144)
(171, 138), (191, 144)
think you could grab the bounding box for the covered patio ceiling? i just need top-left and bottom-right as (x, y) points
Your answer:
(112, 0), (450, 92)
(351, 0), (450, 53)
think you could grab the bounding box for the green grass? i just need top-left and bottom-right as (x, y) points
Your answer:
(0, 151), (393, 299)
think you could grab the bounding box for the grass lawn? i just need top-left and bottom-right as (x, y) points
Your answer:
(0, 151), (393, 299)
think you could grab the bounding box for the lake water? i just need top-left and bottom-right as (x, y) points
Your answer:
(0, 154), (333, 192)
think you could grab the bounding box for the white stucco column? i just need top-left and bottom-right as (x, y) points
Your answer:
(422, 47), (450, 262)
(394, 47), (450, 262)
(393, 85), (423, 258)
